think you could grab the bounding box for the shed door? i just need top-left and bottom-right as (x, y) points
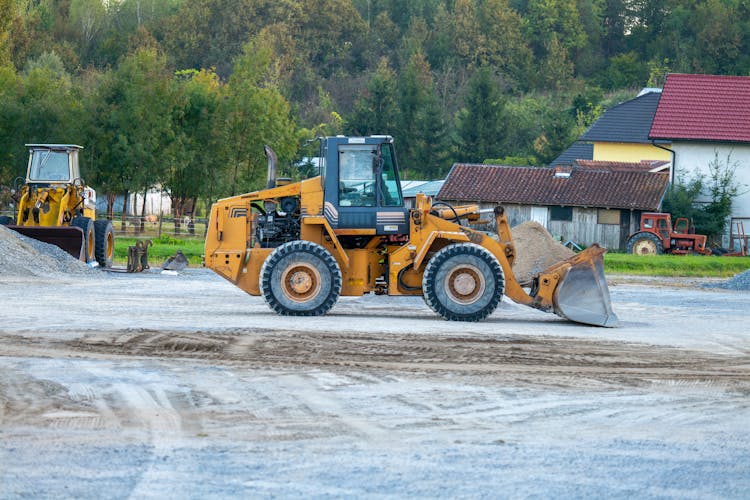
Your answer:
(530, 206), (548, 227)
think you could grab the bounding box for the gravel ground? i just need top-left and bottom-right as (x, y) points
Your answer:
(1, 227), (749, 498)
(711, 268), (750, 290)
(1, 268), (749, 499)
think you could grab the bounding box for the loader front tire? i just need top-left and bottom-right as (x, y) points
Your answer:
(71, 216), (95, 263)
(260, 241), (342, 316)
(422, 243), (504, 322)
(94, 219), (115, 268)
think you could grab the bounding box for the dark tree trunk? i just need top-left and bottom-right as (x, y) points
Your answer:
(106, 192), (115, 220)
(121, 189), (129, 233)
(203, 197), (212, 238)
(187, 198), (196, 235)
(173, 197), (183, 235)
(139, 188), (147, 234)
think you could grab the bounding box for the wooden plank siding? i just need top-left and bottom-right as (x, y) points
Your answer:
(443, 200), (642, 251)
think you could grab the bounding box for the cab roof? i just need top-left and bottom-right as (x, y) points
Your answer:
(26, 144), (83, 150)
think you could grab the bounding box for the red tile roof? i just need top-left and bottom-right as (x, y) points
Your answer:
(437, 164), (669, 211)
(574, 159), (670, 172)
(649, 74), (750, 143)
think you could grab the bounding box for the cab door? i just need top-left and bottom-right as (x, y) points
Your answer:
(329, 140), (408, 235)
(373, 142), (408, 235)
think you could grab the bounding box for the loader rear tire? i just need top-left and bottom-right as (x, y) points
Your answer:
(422, 243), (504, 322)
(627, 232), (663, 255)
(71, 216), (95, 263)
(260, 240), (342, 316)
(94, 220), (115, 268)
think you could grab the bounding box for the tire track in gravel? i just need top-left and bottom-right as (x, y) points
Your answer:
(1, 328), (749, 390)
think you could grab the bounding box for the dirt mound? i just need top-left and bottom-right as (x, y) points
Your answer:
(0, 225), (95, 277)
(510, 221), (575, 284)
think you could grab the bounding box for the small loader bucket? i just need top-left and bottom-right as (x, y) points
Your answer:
(551, 245), (619, 327)
(9, 225), (85, 261)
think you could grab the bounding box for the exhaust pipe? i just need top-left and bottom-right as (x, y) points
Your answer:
(264, 145), (278, 189)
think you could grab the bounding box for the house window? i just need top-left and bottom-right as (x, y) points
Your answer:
(550, 206), (573, 221)
(598, 209), (620, 225)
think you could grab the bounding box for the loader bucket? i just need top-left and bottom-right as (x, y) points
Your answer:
(8, 225), (85, 261)
(551, 245), (619, 327)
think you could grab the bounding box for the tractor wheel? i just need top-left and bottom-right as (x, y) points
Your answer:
(260, 240), (342, 316)
(0, 215), (12, 225)
(422, 243), (504, 322)
(71, 216), (95, 262)
(94, 219), (115, 268)
(626, 232), (663, 255)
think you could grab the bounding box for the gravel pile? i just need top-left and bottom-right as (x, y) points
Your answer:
(510, 221), (575, 284)
(0, 225), (96, 277)
(713, 269), (750, 291)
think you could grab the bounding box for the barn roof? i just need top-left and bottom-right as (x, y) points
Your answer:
(649, 74), (750, 143)
(574, 159), (670, 173)
(437, 164), (669, 211)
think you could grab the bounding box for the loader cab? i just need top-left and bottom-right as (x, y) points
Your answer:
(321, 136), (408, 234)
(26, 144), (82, 184)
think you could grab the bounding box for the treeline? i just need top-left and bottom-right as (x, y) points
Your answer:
(1, 0), (749, 213)
(0, 45), (297, 219)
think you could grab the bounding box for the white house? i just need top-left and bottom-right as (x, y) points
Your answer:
(649, 74), (750, 245)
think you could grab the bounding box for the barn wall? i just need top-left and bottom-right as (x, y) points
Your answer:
(442, 199), (637, 250)
(548, 208), (621, 249)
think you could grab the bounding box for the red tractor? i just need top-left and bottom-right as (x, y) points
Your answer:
(626, 212), (711, 255)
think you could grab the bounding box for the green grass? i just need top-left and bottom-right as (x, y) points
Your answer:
(113, 232), (750, 277)
(604, 252), (750, 277)
(114, 235), (205, 267)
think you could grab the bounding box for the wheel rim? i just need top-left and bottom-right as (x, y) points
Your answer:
(633, 238), (657, 255)
(445, 264), (485, 305)
(281, 264), (322, 302)
(106, 232), (114, 259)
(87, 228), (95, 259)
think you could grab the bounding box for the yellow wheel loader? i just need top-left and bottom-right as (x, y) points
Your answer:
(204, 136), (618, 327)
(0, 144), (115, 267)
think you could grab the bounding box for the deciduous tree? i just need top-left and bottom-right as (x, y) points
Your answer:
(86, 48), (175, 227)
(224, 35), (297, 195)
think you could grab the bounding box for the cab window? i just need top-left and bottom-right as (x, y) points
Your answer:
(29, 151), (70, 181)
(379, 144), (403, 207)
(338, 146), (376, 207)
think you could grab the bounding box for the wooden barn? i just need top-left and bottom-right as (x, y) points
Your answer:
(437, 161), (670, 251)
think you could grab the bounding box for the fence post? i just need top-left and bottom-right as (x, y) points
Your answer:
(158, 189), (164, 239)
